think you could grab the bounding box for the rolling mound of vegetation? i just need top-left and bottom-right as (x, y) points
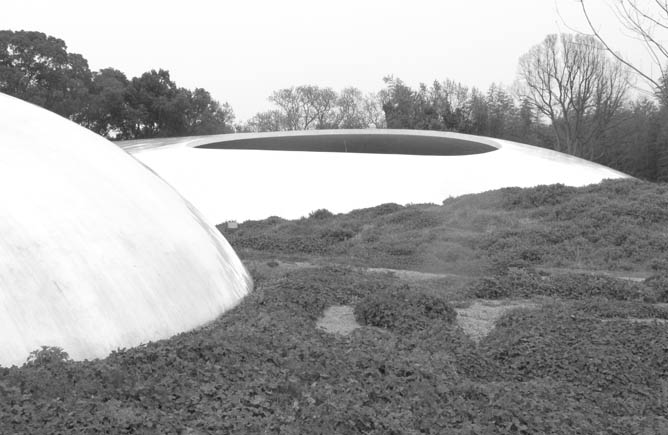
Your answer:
(2, 179), (668, 434)
(224, 179), (668, 276)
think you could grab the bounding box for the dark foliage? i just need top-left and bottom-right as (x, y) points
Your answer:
(471, 268), (649, 301)
(308, 208), (334, 220)
(483, 303), (668, 395)
(644, 273), (668, 302)
(224, 180), (668, 276)
(23, 346), (70, 368)
(0, 30), (235, 139)
(501, 183), (577, 209)
(477, 180), (668, 271)
(354, 285), (457, 332)
(3, 266), (668, 434)
(569, 297), (668, 319)
(5, 180), (668, 433)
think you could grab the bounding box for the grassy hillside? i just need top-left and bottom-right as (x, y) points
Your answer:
(2, 179), (668, 434)
(223, 179), (668, 276)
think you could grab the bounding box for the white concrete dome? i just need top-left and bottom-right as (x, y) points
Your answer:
(0, 93), (252, 367)
(120, 130), (630, 223)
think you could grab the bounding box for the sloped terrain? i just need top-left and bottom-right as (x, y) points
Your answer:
(2, 179), (668, 434)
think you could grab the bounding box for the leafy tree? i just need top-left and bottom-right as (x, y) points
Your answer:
(464, 87), (489, 135)
(124, 69), (182, 138)
(429, 80), (470, 132)
(81, 68), (131, 137)
(182, 88), (235, 135)
(381, 76), (418, 129)
(121, 70), (235, 138)
(486, 84), (516, 138)
(0, 30), (92, 120)
(595, 99), (661, 179)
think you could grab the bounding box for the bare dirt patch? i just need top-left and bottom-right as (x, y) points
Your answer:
(316, 305), (361, 336)
(455, 300), (538, 342)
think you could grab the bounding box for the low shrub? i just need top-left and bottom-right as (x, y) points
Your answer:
(384, 207), (442, 229)
(308, 208), (334, 220)
(501, 183), (577, 209)
(267, 266), (399, 319)
(482, 303), (668, 397)
(548, 273), (647, 300)
(23, 346), (70, 368)
(318, 226), (356, 243)
(348, 202), (404, 218)
(4, 264), (668, 433)
(569, 298), (668, 319)
(471, 270), (648, 301)
(470, 268), (543, 299)
(354, 285), (457, 332)
(644, 273), (668, 302)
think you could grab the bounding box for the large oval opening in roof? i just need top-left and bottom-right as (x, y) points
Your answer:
(119, 129), (630, 224)
(195, 133), (497, 156)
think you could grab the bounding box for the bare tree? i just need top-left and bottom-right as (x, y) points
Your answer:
(334, 87), (387, 128)
(336, 87), (366, 128)
(248, 86), (386, 132)
(269, 88), (301, 130)
(243, 110), (284, 132)
(361, 92), (387, 128)
(517, 33), (630, 159)
(268, 85), (338, 130)
(579, 0), (668, 94)
(301, 86), (337, 129)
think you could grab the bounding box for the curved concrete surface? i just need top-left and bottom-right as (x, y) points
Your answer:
(124, 131), (497, 155)
(118, 130), (630, 224)
(0, 93), (252, 367)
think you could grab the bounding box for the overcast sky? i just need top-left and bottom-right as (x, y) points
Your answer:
(2, 0), (652, 121)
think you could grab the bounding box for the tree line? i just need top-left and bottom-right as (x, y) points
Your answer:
(0, 30), (235, 139)
(1, 25), (667, 181)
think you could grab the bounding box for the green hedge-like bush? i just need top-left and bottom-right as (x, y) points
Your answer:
(354, 285), (457, 332)
(471, 268), (544, 299)
(471, 269), (649, 301)
(501, 183), (577, 209)
(384, 207), (442, 229)
(348, 202), (404, 218)
(23, 346), (70, 368)
(482, 303), (668, 396)
(308, 208), (334, 220)
(548, 273), (648, 300)
(3, 265), (668, 434)
(569, 298), (668, 319)
(643, 273), (668, 302)
(266, 265), (399, 319)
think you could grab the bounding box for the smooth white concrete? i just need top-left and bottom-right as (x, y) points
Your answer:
(120, 130), (629, 224)
(0, 93), (252, 367)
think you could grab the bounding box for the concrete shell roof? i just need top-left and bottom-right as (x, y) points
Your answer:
(0, 93), (252, 367)
(118, 130), (630, 224)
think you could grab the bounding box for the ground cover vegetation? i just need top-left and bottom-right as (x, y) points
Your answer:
(2, 179), (668, 433)
(3, 28), (668, 179)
